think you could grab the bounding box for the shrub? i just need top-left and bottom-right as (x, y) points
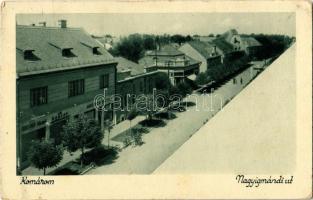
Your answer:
(123, 136), (132, 148)
(132, 130), (144, 146)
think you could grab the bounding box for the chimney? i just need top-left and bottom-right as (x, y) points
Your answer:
(39, 21), (46, 27)
(58, 19), (67, 28)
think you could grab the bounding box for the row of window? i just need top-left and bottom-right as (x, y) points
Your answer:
(30, 74), (110, 107)
(24, 47), (102, 61)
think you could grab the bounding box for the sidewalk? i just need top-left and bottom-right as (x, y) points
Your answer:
(154, 44), (296, 174)
(23, 60), (264, 175)
(102, 115), (145, 147)
(22, 114), (145, 175)
(87, 62), (262, 174)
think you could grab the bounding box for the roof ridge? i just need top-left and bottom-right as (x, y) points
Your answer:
(16, 25), (83, 31)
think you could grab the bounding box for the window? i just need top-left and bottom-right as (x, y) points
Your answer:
(93, 47), (102, 55)
(24, 50), (40, 61)
(100, 74), (109, 89)
(30, 86), (48, 107)
(68, 79), (84, 97)
(62, 48), (76, 58)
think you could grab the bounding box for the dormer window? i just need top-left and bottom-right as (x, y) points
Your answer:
(81, 41), (102, 55)
(24, 50), (40, 61)
(92, 47), (102, 55)
(62, 48), (76, 58)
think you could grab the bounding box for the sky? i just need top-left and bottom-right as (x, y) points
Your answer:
(16, 13), (295, 37)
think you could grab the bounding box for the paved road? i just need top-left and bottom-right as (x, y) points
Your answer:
(154, 45), (296, 174)
(87, 63), (262, 174)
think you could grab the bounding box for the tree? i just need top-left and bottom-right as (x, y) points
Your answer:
(186, 35), (192, 41)
(104, 119), (113, 148)
(195, 72), (211, 85)
(127, 108), (138, 136)
(28, 140), (63, 175)
(143, 35), (156, 50)
(176, 82), (193, 97)
(136, 94), (159, 121)
(62, 114), (103, 168)
(114, 34), (144, 62)
(155, 72), (171, 90)
(170, 34), (187, 45)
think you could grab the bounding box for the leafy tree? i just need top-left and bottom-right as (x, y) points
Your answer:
(208, 33), (214, 37)
(104, 119), (113, 148)
(170, 34), (187, 45)
(62, 114), (103, 168)
(155, 72), (171, 90)
(114, 34), (144, 62)
(143, 35), (156, 50)
(195, 72), (211, 85)
(136, 94), (160, 121)
(176, 82), (193, 97)
(185, 35), (192, 41)
(28, 140), (63, 175)
(127, 108), (138, 135)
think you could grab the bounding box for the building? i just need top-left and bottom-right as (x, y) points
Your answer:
(220, 29), (262, 58)
(114, 57), (160, 123)
(179, 40), (222, 72)
(16, 21), (117, 169)
(92, 35), (120, 50)
(139, 45), (201, 85)
(210, 37), (244, 64)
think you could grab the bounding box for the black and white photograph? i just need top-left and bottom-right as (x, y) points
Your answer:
(16, 12), (296, 175)
(0, 0), (311, 199)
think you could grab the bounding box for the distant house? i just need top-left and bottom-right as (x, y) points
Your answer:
(220, 29), (262, 58)
(16, 22), (117, 169)
(238, 36), (262, 58)
(210, 37), (242, 63)
(92, 35), (120, 50)
(115, 57), (160, 123)
(179, 41), (222, 72)
(139, 45), (201, 85)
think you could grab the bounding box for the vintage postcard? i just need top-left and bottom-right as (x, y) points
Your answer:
(0, 0), (312, 199)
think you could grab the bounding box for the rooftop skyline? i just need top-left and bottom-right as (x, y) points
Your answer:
(17, 13), (295, 37)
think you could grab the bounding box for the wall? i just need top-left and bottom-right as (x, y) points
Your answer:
(17, 63), (116, 122)
(115, 72), (159, 123)
(16, 63), (117, 169)
(179, 43), (207, 73)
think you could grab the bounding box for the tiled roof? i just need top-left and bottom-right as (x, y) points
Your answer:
(140, 54), (200, 69)
(210, 38), (234, 54)
(16, 25), (115, 77)
(221, 29), (238, 43)
(146, 44), (184, 56)
(187, 41), (217, 59)
(115, 56), (145, 76)
(241, 36), (262, 47)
